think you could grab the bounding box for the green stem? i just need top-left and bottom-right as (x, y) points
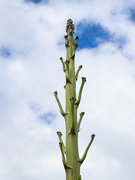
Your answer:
(75, 65), (82, 81)
(54, 91), (67, 116)
(60, 57), (66, 72)
(73, 36), (79, 44)
(79, 134), (95, 164)
(72, 36), (79, 58)
(59, 142), (72, 170)
(69, 97), (76, 135)
(57, 131), (66, 154)
(77, 112), (85, 132)
(65, 60), (70, 82)
(64, 35), (69, 48)
(75, 77), (86, 106)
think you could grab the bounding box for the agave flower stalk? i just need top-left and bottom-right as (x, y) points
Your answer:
(54, 19), (95, 180)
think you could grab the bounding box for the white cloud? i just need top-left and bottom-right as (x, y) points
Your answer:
(0, 0), (135, 180)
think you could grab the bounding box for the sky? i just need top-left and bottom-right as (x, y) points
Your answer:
(0, 0), (135, 179)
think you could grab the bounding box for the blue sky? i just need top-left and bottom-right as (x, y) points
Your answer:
(0, 1), (135, 180)
(25, 0), (49, 4)
(25, 0), (42, 3)
(39, 112), (56, 124)
(29, 101), (56, 125)
(75, 22), (112, 49)
(0, 47), (11, 58)
(23, 0), (135, 50)
(130, 9), (135, 22)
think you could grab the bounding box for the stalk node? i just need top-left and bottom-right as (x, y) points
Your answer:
(68, 122), (77, 136)
(64, 35), (68, 39)
(65, 44), (70, 48)
(78, 175), (82, 180)
(63, 163), (72, 170)
(66, 78), (72, 84)
(70, 55), (75, 59)
(70, 97), (76, 103)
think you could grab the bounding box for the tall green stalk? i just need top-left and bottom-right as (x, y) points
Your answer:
(54, 19), (95, 180)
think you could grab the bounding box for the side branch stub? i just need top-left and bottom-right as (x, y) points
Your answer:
(76, 65), (82, 81)
(54, 91), (67, 117)
(57, 131), (66, 154)
(77, 112), (85, 132)
(79, 134), (95, 164)
(75, 77), (86, 107)
(60, 57), (66, 72)
(59, 142), (72, 170)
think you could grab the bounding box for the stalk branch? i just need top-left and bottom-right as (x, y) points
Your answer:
(75, 77), (86, 106)
(79, 134), (95, 164)
(57, 131), (66, 154)
(77, 112), (85, 132)
(65, 60), (70, 82)
(59, 142), (72, 170)
(68, 97), (76, 135)
(75, 65), (82, 81)
(54, 91), (67, 116)
(72, 44), (78, 58)
(70, 36), (79, 59)
(74, 36), (79, 44)
(60, 57), (66, 72)
(64, 35), (69, 48)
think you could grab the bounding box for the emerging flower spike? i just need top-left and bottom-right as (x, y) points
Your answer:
(54, 19), (95, 180)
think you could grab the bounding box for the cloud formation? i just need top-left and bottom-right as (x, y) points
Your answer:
(0, 0), (135, 179)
